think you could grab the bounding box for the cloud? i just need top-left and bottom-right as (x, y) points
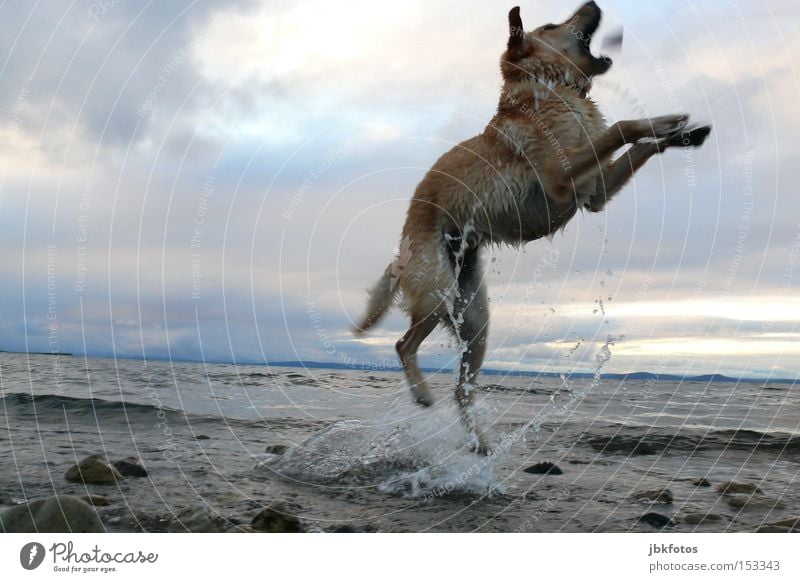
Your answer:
(0, 0), (798, 378)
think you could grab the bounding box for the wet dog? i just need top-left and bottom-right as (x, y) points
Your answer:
(353, 2), (711, 453)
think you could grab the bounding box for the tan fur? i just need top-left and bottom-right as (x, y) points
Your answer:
(353, 2), (711, 454)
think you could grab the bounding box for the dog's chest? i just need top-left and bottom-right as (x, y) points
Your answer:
(505, 100), (604, 154)
(480, 176), (577, 244)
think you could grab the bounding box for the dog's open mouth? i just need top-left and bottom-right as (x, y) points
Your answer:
(574, 1), (612, 74)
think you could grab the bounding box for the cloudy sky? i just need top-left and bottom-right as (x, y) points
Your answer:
(0, 0), (798, 379)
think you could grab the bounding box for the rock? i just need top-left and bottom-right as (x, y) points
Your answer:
(693, 478), (712, 487)
(0, 495), (104, 533)
(681, 513), (724, 526)
(716, 481), (761, 495)
(265, 445), (288, 455)
(523, 462), (563, 475)
(638, 512), (675, 529)
(112, 457), (148, 477)
(726, 494), (784, 511)
(756, 517), (800, 533)
(327, 524), (378, 533)
(195, 435), (211, 440)
(65, 455), (123, 484)
(175, 507), (237, 533)
(251, 503), (305, 533)
(630, 489), (673, 504)
(81, 494), (111, 507)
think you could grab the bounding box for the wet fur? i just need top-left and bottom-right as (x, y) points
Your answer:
(353, 2), (711, 454)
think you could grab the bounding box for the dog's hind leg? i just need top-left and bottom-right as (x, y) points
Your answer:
(448, 247), (492, 454)
(396, 308), (441, 407)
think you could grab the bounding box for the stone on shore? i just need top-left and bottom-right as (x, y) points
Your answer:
(327, 524), (378, 533)
(175, 507), (238, 533)
(264, 445), (288, 456)
(523, 462), (563, 475)
(693, 478), (711, 487)
(81, 494), (111, 507)
(0, 495), (104, 533)
(716, 481), (761, 495)
(251, 503), (305, 533)
(65, 455), (123, 484)
(638, 512), (675, 529)
(681, 513), (724, 526)
(113, 457), (148, 477)
(726, 494), (784, 511)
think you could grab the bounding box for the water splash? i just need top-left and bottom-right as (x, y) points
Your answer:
(595, 298), (606, 315)
(258, 338), (617, 499)
(257, 396), (498, 498)
(490, 336), (618, 455)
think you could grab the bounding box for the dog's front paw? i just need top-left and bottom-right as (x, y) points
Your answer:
(664, 124), (712, 148)
(644, 114), (689, 140)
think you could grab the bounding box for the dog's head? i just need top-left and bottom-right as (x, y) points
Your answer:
(501, 2), (612, 87)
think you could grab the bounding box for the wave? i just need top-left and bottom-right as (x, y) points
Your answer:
(0, 392), (177, 418)
(0, 392), (330, 433)
(581, 424), (800, 455)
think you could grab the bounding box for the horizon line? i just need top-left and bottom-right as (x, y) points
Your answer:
(1, 350), (796, 384)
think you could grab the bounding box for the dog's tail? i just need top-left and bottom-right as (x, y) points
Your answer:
(352, 264), (397, 336)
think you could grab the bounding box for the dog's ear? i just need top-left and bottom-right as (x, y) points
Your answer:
(507, 6), (525, 59)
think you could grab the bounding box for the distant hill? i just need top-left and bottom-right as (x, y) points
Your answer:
(266, 361), (795, 384)
(0, 349), (74, 357)
(1, 351), (793, 384)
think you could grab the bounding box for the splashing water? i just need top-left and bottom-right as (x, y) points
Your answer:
(258, 338), (617, 499)
(489, 335), (618, 453)
(258, 396), (499, 498)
